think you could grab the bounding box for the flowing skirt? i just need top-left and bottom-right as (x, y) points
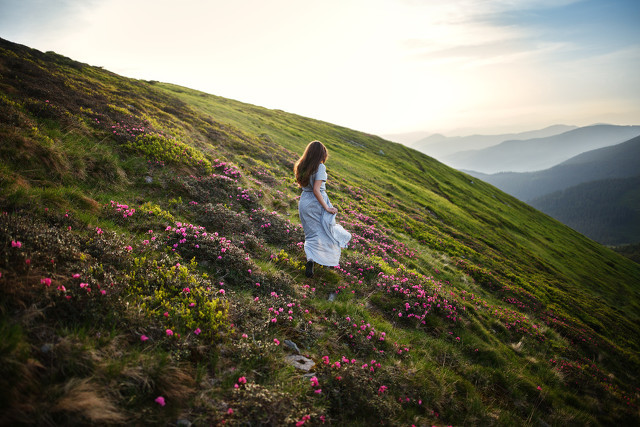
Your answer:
(299, 191), (351, 267)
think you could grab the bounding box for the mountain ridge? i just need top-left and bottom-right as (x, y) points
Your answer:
(467, 135), (640, 201)
(410, 124), (577, 158)
(1, 37), (639, 425)
(442, 124), (640, 173)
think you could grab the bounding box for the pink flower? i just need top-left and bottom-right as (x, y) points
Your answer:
(140, 335), (149, 342)
(166, 329), (174, 336)
(537, 386), (542, 391)
(310, 376), (319, 387)
(57, 285), (66, 292)
(314, 389), (322, 394)
(238, 376), (247, 384)
(40, 278), (52, 287)
(296, 415), (311, 426)
(378, 385), (388, 394)
(72, 273), (80, 279)
(227, 408), (234, 415)
(100, 290), (106, 295)
(125, 245), (132, 251)
(242, 333), (248, 339)
(219, 289), (225, 295)
(155, 396), (165, 406)
(194, 328), (202, 335)
(163, 312), (169, 317)
(182, 287), (190, 293)
(11, 240), (21, 248)
(273, 338), (280, 345)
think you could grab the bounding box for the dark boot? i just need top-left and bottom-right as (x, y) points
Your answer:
(305, 260), (314, 278)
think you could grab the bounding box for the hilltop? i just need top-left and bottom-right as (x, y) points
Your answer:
(1, 37), (639, 426)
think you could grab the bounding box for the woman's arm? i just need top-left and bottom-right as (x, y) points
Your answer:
(313, 180), (338, 214)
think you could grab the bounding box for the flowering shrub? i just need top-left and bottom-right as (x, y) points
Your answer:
(314, 361), (401, 422)
(173, 174), (262, 210)
(125, 134), (212, 173)
(248, 208), (304, 246)
(127, 256), (228, 342)
(194, 203), (253, 237)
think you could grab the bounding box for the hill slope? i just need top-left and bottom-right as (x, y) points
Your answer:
(442, 125), (640, 173)
(1, 37), (639, 426)
(529, 176), (640, 245)
(467, 135), (640, 201)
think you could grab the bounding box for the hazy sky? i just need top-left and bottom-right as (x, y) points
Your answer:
(1, 0), (638, 136)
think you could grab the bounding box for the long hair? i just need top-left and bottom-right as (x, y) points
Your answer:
(294, 140), (329, 188)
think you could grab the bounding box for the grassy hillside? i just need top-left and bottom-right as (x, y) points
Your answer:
(1, 37), (639, 426)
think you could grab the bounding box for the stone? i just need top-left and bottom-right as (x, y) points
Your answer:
(328, 292), (336, 302)
(284, 355), (315, 372)
(284, 339), (300, 354)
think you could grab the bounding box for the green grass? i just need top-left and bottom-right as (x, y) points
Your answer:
(1, 36), (639, 425)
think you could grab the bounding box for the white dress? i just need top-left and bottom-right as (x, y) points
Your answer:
(298, 163), (351, 266)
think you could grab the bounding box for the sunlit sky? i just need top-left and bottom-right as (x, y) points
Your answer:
(1, 0), (639, 137)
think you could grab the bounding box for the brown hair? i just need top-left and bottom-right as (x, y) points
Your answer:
(294, 140), (329, 188)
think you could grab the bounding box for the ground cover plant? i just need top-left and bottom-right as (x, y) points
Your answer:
(1, 37), (639, 426)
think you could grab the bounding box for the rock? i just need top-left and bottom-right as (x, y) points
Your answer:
(379, 150), (385, 155)
(176, 420), (192, 427)
(145, 176), (153, 183)
(284, 355), (315, 372)
(328, 292), (336, 302)
(284, 339), (300, 354)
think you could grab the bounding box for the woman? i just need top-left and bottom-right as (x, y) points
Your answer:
(295, 140), (351, 277)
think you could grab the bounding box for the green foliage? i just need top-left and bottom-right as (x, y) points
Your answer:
(125, 133), (212, 173)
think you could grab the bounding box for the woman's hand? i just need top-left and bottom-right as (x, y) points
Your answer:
(326, 207), (338, 214)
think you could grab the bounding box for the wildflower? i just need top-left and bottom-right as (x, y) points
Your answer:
(227, 408), (234, 415)
(242, 333), (248, 338)
(140, 335), (149, 342)
(125, 245), (132, 251)
(155, 396), (166, 406)
(163, 312), (169, 317)
(11, 240), (21, 248)
(310, 376), (319, 387)
(194, 328), (202, 335)
(40, 278), (52, 287)
(378, 385), (388, 395)
(273, 338), (280, 345)
(72, 273), (80, 279)
(219, 289), (225, 295)
(100, 290), (107, 295)
(238, 376), (247, 384)
(166, 329), (174, 336)
(314, 389), (322, 394)
(182, 287), (190, 293)
(57, 285), (66, 292)
(296, 415), (311, 426)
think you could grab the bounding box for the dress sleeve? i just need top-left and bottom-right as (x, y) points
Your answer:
(315, 163), (328, 181)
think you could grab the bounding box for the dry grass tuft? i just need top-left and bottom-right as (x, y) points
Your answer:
(53, 377), (127, 424)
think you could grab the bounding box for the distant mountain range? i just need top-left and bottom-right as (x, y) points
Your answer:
(408, 124), (575, 159)
(441, 125), (640, 174)
(467, 135), (640, 201)
(467, 135), (640, 245)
